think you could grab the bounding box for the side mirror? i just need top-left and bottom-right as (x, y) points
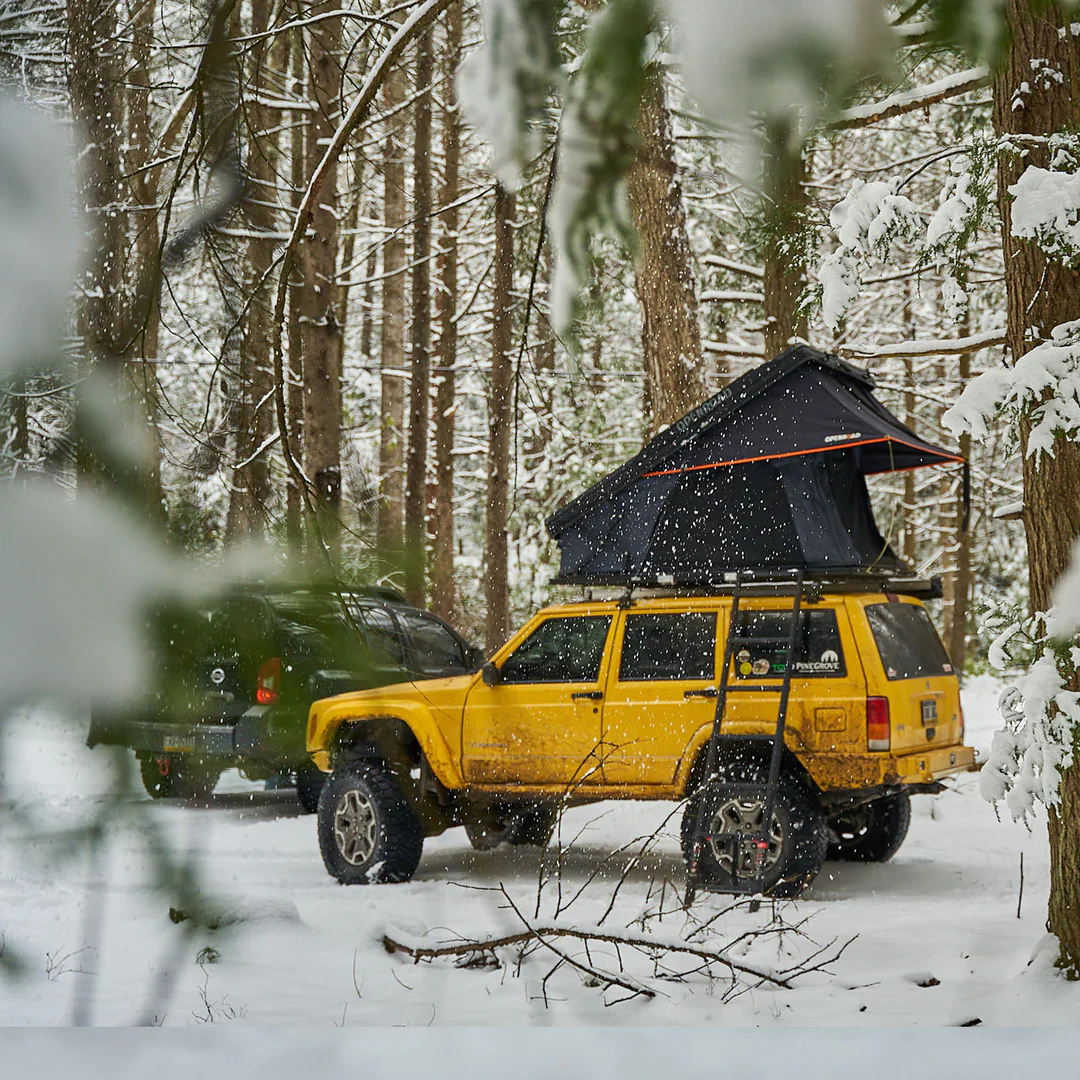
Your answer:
(481, 661), (501, 687)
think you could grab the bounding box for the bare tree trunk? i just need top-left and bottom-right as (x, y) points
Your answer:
(405, 29), (433, 605)
(485, 184), (515, 653)
(993, 0), (1080, 974)
(359, 214), (378, 363)
(377, 51), (408, 555)
(624, 64), (704, 433)
(286, 22), (305, 548)
(761, 116), (809, 358)
(67, 0), (124, 365)
(227, 0), (277, 539)
(941, 302), (972, 668)
(431, 4), (461, 622)
(124, 0), (164, 515)
(948, 407), (973, 671)
(300, 3), (344, 554)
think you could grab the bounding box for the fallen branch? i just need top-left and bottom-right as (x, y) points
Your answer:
(384, 920), (796, 990)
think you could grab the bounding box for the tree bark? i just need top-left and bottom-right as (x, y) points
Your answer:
(405, 29), (434, 605)
(67, 0), (124, 363)
(377, 44), (408, 555)
(286, 20), (305, 548)
(993, 0), (1080, 974)
(123, 0), (164, 515)
(300, 2), (344, 554)
(431, 4), (462, 622)
(761, 116), (809, 358)
(226, 0), (277, 540)
(485, 184), (515, 653)
(624, 64), (704, 434)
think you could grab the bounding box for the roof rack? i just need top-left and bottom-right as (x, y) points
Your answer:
(560, 569), (943, 602)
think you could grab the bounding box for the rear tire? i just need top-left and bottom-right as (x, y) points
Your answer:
(317, 762), (423, 884)
(463, 802), (558, 850)
(295, 760), (326, 815)
(681, 765), (827, 898)
(138, 753), (221, 801)
(827, 791), (911, 862)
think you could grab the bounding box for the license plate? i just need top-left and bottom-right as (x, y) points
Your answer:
(163, 732), (195, 752)
(921, 699), (938, 725)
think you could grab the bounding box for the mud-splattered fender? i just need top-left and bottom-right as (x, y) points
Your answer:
(307, 685), (468, 788)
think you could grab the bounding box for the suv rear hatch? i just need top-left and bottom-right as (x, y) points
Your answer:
(860, 599), (962, 753)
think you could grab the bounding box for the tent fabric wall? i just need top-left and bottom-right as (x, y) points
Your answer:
(546, 346), (962, 585)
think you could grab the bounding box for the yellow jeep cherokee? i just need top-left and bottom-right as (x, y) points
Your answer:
(306, 587), (975, 894)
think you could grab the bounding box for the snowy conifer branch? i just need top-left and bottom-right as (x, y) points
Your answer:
(843, 328), (1006, 360)
(830, 67), (990, 131)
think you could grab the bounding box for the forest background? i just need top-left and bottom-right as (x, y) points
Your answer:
(10, 0), (1080, 976)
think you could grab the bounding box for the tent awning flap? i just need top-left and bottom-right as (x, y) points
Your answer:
(546, 345), (964, 585)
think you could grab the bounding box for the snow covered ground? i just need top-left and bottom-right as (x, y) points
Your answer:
(2, 673), (1078, 1029)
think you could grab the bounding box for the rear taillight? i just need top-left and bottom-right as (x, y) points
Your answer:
(257, 657), (281, 705)
(867, 696), (890, 751)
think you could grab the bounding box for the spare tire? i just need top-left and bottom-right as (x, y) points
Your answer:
(827, 791), (911, 862)
(682, 764), (827, 898)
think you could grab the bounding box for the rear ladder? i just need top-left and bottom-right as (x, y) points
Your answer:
(684, 568), (806, 905)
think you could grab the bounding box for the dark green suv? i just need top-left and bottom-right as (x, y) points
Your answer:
(87, 584), (480, 811)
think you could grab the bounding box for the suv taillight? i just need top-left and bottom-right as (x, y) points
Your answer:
(867, 696), (890, 751)
(257, 657), (281, 705)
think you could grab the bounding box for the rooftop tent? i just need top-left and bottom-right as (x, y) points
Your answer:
(545, 345), (966, 585)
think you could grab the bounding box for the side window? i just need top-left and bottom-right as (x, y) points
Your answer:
(499, 616), (611, 684)
(619, 612), (717, 681)
(398, 612), (469, 678)
(731, 610), (845, 678)
(358, 607), (407, 667)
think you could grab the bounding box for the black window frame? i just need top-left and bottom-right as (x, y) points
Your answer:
(498, 615), (612, 685)
(618, 611), (718, 682)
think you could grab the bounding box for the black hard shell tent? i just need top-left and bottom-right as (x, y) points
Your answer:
(546, 345), (966, 585)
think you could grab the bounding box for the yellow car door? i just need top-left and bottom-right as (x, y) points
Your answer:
(462, 613), (613, 786)
(601, 606), (720, 785)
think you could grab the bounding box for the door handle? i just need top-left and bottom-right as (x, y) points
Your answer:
(571, 691), (603, 700)
(684, 688), (718, 699)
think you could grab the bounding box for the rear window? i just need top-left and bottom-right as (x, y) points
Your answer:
(356, 607), (408, 666)
(731, 609), (846, 678)
(619, 612), (717, 681)
(865, 602), (954, 680)
(397, 612), (470, 677)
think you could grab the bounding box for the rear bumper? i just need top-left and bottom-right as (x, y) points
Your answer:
(802, 743), (977, 791)
(87, 706), (302, 764)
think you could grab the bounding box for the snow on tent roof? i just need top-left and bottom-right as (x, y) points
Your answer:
(545, 344), (965, 585)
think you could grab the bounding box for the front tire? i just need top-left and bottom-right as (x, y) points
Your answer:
(827, 791), (911, 862)
(317, 762), (423, 884)
(681, 766), (827, 898)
